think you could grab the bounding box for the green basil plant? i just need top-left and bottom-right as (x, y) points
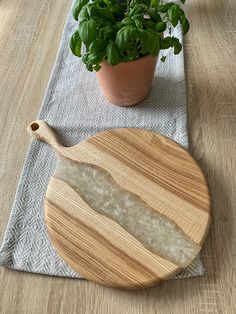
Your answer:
(69, 0), (189, 71)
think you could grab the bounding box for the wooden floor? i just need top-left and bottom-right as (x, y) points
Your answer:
(0, 0), (235, 313)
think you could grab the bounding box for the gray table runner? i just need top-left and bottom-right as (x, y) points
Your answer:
(0, 3), (204, 279)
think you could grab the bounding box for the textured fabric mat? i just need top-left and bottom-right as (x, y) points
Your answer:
(0, 3), (204, 279)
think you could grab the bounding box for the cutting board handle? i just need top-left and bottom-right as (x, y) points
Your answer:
(27, 120), (62, 149)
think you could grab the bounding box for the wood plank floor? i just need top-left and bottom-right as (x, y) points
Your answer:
(0, 0), (235, 313)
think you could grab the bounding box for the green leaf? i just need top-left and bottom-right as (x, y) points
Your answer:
(106, 42), (120, 66)
(109, 4), (124, 19)
(180, 0), (185, 3)
(78, 6), (89, 22)
(69, 31), (82, 57)
(93, 64), (101, 71)
(79, 20), (97, 46)
(87, 51), (105, 64)
(148, 9), (161, 22)
(139, 0), (151, 6)
(89, 39), (107, 52)
(85, 62), (93, 71)
(131, 14), (143, 21)
(96, 7), (114, 21)
(151, 0), (160, 6)
(131, 14), (144, 29)
(155, 21), (167, 32)
(172, 37), (182, 54)
(179, 14), (190, 34)
(158, 3), (174, 13)
(103, 0), (110, 5)
(86, 4), (114, 22)
(129, 5), (145, 17)
(82, 53), (89, 64)
(160, 36), (173, 49)
(82, 53), (92, 71)
(134, 19), (143, 29)
(144, 20), (156, 29)
(160, 55), (166, 62)
(115, 26), (138, 52)
(121, 17), (135, 27)
(140, 29), (160, 55)
(86, 4), (99, 18)
(84, 50), (106, 71)
(72, 0), (89, 21)
(115, 21), (122, 30)
(99, 25), (116, 41)
(168, 5), (179, 27)
(126, 49), (138, 60)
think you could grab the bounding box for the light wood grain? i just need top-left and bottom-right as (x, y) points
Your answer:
(46, 177), (177, 288)
(28, 121), (210, 288)
(0, 0), (235, 312)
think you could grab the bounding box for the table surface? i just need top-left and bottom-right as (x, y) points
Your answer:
(0, 0), (235, 313)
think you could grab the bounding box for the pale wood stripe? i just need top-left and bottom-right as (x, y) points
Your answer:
(89, 129), (210, 211)
(45, 177), (182, 288)
(58, 140), (210, 244)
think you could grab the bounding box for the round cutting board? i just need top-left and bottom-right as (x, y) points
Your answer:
(28, 120), (211, 289)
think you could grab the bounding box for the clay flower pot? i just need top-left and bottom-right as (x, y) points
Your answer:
(96, 55), (157, 107)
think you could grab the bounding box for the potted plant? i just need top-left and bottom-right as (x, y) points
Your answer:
(70, 0), (189, 106)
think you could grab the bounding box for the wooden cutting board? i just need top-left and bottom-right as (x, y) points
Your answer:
(27, 120), (211, 289)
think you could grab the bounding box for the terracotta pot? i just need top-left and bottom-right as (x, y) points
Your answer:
(96, 55), (157, 107)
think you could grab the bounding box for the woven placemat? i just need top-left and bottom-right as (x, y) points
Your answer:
(0, 3), (204, 279)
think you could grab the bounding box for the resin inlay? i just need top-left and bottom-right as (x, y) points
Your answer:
(54, 157), (200, 267)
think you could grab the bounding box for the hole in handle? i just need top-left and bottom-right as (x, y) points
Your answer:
(30, 122), (39, 131)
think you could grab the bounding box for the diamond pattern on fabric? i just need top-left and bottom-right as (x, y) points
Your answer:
(0, 5), (204, 279)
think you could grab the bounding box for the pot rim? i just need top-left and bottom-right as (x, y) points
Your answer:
(101, 54), (157, 67)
